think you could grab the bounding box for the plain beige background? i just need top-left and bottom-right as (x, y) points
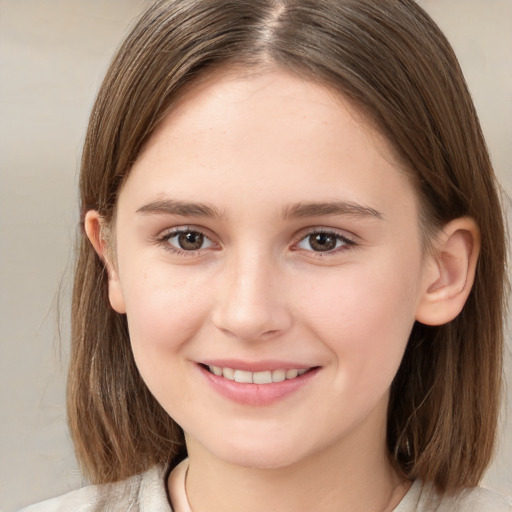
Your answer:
(0, 1), (511, 510)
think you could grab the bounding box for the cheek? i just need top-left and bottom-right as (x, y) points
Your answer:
(300, 257), (421, 381)
(119, 263), (212, 364)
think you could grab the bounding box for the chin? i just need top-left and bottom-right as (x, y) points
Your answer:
(222, 452), (300, 470)
(201, 435), (314, 471)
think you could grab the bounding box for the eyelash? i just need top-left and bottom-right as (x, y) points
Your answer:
(156, 227), (216, 256)
(156, 227), (356, 257)
(292, 229), (356, 256)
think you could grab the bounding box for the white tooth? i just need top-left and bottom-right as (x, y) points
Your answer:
(234, 370), (253, 383)
(253, 370), (272, 384)
(297, 369), (308, 376)
(210, 365), (222, 376)
(285, 369), (298, 380)
(272, 369), (286, 382)
(222, 367), (235, 380)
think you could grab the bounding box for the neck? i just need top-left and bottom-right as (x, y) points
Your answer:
(180, 410), (410, 512)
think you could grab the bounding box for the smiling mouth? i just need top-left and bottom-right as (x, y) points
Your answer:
(204, 365), (312, 384)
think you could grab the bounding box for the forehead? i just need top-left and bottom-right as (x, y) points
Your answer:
(147, 67), (389, 161)
(122, 69), (417, 223)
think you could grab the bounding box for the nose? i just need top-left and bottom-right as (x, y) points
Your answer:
(211, 252), (293, 341)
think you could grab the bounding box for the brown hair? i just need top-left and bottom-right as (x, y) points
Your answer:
(69, 0), (507, 492)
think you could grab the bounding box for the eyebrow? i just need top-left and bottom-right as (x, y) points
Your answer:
(136, 199), (224, 219)
(282, 201), (384, 220)
(136, 198), (383, 221)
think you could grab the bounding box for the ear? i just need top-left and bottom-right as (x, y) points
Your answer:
(84, 210), (127, 314)
(415, 217), (480, 326)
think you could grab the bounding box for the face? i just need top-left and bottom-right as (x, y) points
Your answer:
(104, 69), (433, 470)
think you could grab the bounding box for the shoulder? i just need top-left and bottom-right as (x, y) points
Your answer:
(397, 480), (512, 512)
(451, 487), (512, 512)
(18, 465), (172, 512)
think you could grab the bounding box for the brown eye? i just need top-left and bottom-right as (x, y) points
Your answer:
(177, 231), (204, 250)
(308, 233), (337, 252)
(163, 229), (214, 252)
(297, 231), (350, 253)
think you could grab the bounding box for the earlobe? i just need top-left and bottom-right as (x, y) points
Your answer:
(84, 210), (127, 314)
(415, 217), (480, 326)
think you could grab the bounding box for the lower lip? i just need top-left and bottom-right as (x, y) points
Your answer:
(198, 365), (320, 406)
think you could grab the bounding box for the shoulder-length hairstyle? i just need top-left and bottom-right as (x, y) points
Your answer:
(69, 0), (507, 492)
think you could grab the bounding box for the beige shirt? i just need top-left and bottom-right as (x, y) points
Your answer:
(20, 460), (511, 512)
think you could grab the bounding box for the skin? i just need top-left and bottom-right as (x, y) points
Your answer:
(86, 69), (479, 512)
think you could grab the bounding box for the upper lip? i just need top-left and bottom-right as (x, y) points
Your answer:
(200, 359), (316, 372)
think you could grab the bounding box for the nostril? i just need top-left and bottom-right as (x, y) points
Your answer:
(211, 287), (293, 340)
(261, 329), (280, 338)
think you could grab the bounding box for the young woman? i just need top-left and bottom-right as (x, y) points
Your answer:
(22, 0), (510, 510)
